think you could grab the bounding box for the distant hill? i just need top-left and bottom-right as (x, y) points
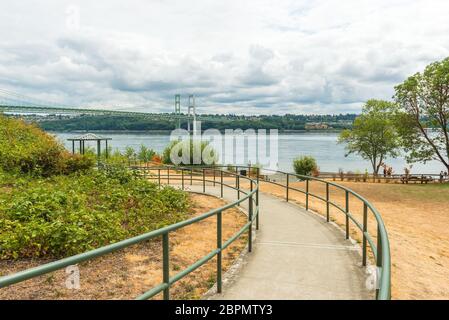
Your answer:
(35, 113), (356, 132)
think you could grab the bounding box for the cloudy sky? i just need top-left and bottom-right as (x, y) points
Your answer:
(1, 0), (449, 114)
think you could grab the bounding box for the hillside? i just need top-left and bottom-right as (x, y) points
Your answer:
(35, 113), (356, 132)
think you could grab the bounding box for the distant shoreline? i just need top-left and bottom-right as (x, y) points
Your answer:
(48, 129), (344, 134)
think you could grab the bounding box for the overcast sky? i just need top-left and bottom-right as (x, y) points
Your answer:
(1, 0), (449, 114)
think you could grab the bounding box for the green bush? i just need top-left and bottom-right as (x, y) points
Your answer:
(0, 115), (94, 176)
(0, 116), (191, 260)
(162, 139), (217, 166)
(293, 156), (318, 176)
(0, 167), (190, 259)
(138, 145), (156, 163)
(60, 153), (96, 174)
(124, 146), (137, 164)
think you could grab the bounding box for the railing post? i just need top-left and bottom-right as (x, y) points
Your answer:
(167, 167), (170, 185)
(256, 168), (259, 230)
(286, 173), (289, 202)
(235, 166), (239, 202)
(158, 169), (161, 189)
(217, 210), (222, 293)
(306, 179), (309, 210)
(326, 183), (330, 222)
(220, 170), (224, 198)
(248, 194), (253, 253)
(181, 169), (184, 190)
(202, 168), (206, 193)
(362, 203), (368, 266)
(213, 168), (216, 187)
(235, 166), (238, 185)
(345, 190), (349, 240)
(190, 168), (193, 185)
(237, 175), (240, 203)
(162, 233), (170, 300)
(376, 226), (383, 299)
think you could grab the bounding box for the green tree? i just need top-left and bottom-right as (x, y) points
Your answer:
(124, 146), (137, 164)
(137, 145), (156, 164)
(293, 156), (318, 176)
(393, 57), (449, 172)
(338, 100), (400, 175)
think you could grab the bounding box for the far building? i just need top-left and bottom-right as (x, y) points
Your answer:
(305, 122), (329, 130)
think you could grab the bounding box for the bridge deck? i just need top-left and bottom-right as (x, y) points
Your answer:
(183, 184), (372, 300)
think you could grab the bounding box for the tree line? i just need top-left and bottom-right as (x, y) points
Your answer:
(37, 113), (356, 132)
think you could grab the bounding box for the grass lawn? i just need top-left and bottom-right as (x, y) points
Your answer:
(334, 181), (449, 299)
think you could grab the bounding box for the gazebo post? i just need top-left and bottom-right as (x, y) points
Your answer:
(97, 140), (101, 159)
(72, 140), (75, 154)
(79, 141), (82, 154)
(105, 140), (109, 159)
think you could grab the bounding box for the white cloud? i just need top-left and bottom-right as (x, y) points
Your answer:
(1, 0), (449, 114)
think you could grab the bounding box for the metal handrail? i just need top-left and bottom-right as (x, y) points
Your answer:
(185, 165), (391, 300)
(0, 166), (259, 300)
(0, 164), (390, 300)
(115, 163), (390, 299)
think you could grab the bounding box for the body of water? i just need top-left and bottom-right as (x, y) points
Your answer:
(53, 131), (445, 174)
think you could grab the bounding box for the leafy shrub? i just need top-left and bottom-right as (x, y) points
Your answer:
(162, 140), (217, 166)
(0, 116), (190, 260)
(293, 156), (318, 176)
(138, 145), (156, 163)
(124, 146), (137, 164)
(0, 167), (190, 259)
(59, 153), (96, 174)
(100, 163), (138, 184)
(0, 115), (93, 176)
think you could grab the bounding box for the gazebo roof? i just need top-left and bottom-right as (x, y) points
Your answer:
(67, 133), (112, 141)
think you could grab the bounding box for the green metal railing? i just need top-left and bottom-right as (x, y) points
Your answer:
(188, 165), (391, 300)
(0, 166), (259, 300)
(0, 164), (390, 300)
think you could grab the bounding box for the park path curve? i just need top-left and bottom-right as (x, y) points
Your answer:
(182, 184), (372, 300)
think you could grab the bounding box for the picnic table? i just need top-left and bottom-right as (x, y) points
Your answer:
(401, 175), (434, 184)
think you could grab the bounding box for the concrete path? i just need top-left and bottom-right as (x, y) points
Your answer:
(178, 183), (372, 300)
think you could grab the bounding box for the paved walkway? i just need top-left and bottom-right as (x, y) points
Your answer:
(179, 183), (372, 300)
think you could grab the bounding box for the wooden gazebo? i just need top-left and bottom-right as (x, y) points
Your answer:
(68, 133), (112, 159)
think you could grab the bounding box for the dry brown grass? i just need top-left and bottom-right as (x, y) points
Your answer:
(0, 193), (247, 300)
(239, 179), (449, 300)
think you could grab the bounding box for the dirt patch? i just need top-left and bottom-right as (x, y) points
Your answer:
(240, 179), (449, 300)
(0, 193), (247, 300)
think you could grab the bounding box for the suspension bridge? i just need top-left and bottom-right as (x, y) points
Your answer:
(0, 88), (159, 116)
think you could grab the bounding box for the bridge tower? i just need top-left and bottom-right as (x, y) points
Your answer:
(188, 94), (197, 135)
(174, 94), (181, 129)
